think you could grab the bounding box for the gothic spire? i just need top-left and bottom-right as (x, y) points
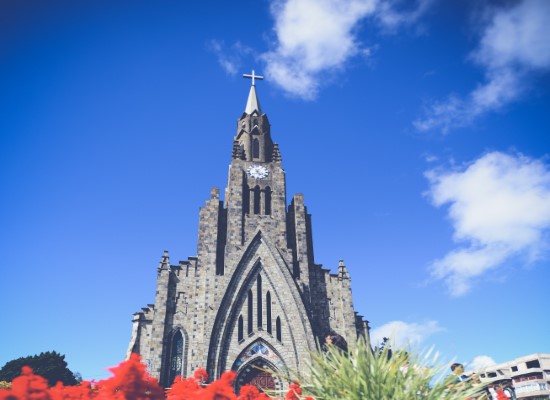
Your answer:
(243, 70), (264, 115)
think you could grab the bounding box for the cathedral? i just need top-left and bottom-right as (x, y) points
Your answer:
(127, 72), (369, 391)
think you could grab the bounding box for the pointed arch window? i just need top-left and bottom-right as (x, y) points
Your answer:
(265, 186), (272, 215)
(276, 317), (282, 342)
(253, 138), (260, 159)
(266, 291), (272, 334)
(243, 183), (250, 214)
(248, 290), (253, 335)
(169, 331), (184, 385)
(238, 315), (244, 342)
(257, 275), (262, 329)
(253, 186), (261, 215)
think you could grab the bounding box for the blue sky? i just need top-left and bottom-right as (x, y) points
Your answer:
(1, 0), (549, 380)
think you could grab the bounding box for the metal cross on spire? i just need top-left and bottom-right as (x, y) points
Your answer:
(243, 70), (264, 86)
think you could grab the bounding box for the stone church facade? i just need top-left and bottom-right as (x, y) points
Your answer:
(127, 76), (369, 390)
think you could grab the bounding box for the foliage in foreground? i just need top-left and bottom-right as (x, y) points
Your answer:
(0, 351), (79, 386)
(303, 339), (486, 400)
(0, 344), (488, 400)
(0, 354), (310, 400)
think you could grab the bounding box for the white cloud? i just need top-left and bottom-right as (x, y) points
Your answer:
(370, 320), (444, 349)
(426, 151), (550, 296)
(424, 153), (439, 163)
(415, 0), (550, 133)
(467, 355), (497, 371)
(375, 0), (434, 31)
(208, 40), (253, 76)
(262, 0), (433, 99)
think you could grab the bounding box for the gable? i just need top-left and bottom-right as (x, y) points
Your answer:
(206, 231), (316, 378)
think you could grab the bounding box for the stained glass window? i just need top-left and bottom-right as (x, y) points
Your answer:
(168, 331), (183, 385)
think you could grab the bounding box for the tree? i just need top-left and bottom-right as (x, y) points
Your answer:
(0, 351), (79, 386)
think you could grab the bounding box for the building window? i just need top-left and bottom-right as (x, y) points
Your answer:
(169, 331), (184, 385)
(253, 139), (260, 159)
(243, 184), (250, 214)
(257, 275), (262, 329)
(265, 186), (272, 215)
(248, 290), (253, 335)
(266, 291), (272, 334)
(526, 360), (541, 369)
(238, 315), (244, 342)
(253, 186), (261, 215)
(276, 316), (282, 342)
(511, 366), (518, 372)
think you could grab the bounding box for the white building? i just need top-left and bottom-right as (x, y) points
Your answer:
(472, 353), (550, 399)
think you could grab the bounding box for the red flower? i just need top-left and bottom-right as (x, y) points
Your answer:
(284, 383), (302, 400)
(49, 381), (94, 400)
(167, 376), (203, 400)
(95, 353), (163, 400)
(193, 370), (209, 385)
(198, 371), (238, 400)
(0, 392), (19, 400)
(10, 366), (51, 400)
(237, 385), (269, 400)
(219, 372), (236, 387)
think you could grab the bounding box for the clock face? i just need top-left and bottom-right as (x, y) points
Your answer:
(247, 165), (269, 179)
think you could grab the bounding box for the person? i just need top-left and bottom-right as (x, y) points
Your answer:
(450, 363), (470, 383)
(468, 373), (491, 400)
(324, 330), (348, 354)
(502, 385), (516, 400)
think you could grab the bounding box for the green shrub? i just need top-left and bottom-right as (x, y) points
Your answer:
(302, 339), (485, 400)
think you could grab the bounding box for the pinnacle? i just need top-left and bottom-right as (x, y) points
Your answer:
(245, 85), (262, 115)
(338, 259), (349, 279)
(159, 250), (170, 268)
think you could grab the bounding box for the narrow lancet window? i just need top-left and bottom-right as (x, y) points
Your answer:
(169, 331), (184, 385)
(276, 317), (282, 342)
(265, 186), (272, 215)
(248, 290), (253, 335)
(238, 315), (244, 342)
(266, 291), (272, 334)
(257, 275), (262, 329)
(243, 184), (250, 214)
(253, 186), (261, 215)
(253, 138), (260, 159)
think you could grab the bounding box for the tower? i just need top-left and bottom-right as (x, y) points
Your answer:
(127, 72), (369, 391)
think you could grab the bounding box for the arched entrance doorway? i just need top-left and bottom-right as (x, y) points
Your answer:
(237, 365), (276, 393)
(232, 340), (286, 394)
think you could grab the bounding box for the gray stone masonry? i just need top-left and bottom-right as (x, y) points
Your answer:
(127, 86), (369, 389)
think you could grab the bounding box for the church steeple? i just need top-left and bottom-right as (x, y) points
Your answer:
(224, 72), (287, 251)
(243, 70), (263, 115)
(234, 71), (273, 163)
(244, 85), (262, 115)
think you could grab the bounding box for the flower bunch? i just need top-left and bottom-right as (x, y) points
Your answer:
(0, 355), (310, 400)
